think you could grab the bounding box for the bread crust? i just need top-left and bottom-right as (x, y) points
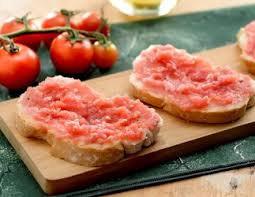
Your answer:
(16, 103), (47, 140)
(16, 101), (162, 166)
(237, 28), (255, 75)
(50, 138), (125, 166)
(130, 74), (255, 123)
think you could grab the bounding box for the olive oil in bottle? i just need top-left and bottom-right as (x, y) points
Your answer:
(129, 0), (162, 8)
(109, 0), (177, 16)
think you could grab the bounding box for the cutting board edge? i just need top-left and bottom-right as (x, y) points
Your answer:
(6, 120), (255, 195)
(0, 115), (48, 193)
(47, 122), (255, 194)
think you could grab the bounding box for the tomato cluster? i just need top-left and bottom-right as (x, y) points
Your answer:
(0, 11), (119, 90)
(41, 11), (110, 48)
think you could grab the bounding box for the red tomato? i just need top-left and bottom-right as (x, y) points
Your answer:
(72, 11), (110, 37)
(41, 11), (67, 28)
(0, 44), (40, 90)
(93, 41), (118, 69)
(50, 33), (94, 74)
(41, 11), (75, 48)
(0, 17), (41, 51)
(101, 24), (110, 37)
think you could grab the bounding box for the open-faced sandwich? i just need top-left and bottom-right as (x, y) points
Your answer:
(237, 20), (255, 74)
(16, 76), (162, 166)
(130, 44), (255, 123)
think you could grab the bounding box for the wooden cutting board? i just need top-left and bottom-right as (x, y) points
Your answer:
(0, 44), (255, 195)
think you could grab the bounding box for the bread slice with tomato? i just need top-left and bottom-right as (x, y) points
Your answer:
(237, 21), (255, 75)
(16, 76), (162, 166)
(130, 44), (255, 123)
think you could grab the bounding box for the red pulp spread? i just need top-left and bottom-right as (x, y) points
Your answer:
(19, 76), (160, 145)
(133, 45), (254, 110)
(244, 21), (255, 59)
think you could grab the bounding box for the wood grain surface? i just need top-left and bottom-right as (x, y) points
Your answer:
(1, 0), (255, 196)
(109, 167), (255, 197)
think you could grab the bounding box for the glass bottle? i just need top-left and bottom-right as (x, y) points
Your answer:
(109, 0), (177, 16)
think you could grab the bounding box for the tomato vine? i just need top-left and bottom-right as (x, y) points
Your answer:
(0, 9), (118, 90)
(0, 10), (109, 53)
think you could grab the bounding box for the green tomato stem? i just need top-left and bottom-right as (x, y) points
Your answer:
(0, 26), (108, 42)
(0, 26), (108, 54)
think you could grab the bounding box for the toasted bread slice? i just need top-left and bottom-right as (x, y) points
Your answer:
(16, 76), (162, 167)
(237, 27), (255, 75)
(130, 45), (255, 123)
(130, 74), (255, 123)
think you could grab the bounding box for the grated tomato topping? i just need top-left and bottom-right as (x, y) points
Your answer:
(133, 45), (254, 110)
(19, 76), (160, 144)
